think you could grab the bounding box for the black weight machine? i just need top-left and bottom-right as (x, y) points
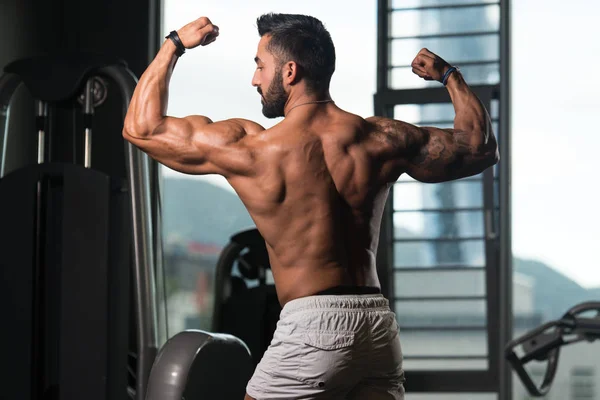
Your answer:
(0, 55), (253, 400)
(506, 301), (600, 397)
(0, 54), (146, 400)
(212, 228), (281, 367)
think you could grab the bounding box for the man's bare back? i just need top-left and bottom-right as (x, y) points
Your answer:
(123, 14), (499, 399)
(226, 105), (391, 305)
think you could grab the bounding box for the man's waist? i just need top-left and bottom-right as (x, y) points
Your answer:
(313, 285), (381, 296)
(280, 288), (388, 318)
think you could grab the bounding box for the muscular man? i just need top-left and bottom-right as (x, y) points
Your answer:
(123, 13), (499, 400)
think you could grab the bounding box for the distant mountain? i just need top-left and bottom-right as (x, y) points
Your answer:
(514, 257), (600, 320)
(162, 177), (255, 248)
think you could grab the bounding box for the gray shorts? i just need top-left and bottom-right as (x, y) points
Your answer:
(246, 294), (405, 399)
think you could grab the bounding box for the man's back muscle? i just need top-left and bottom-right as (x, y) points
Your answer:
(227, 108), (390, 304)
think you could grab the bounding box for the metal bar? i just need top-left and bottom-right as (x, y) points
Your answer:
(377, 0), (391, 91)
(394, 265), (485, 272)
(36, 100), (48, 164)
(390, 30), (499, 40)
(395, 295), (486, 301)
(0, 73), (22, 178)
(375, 0), (393, 301)
(390, 59), (500, 69)
(404, 355), (488, 360)
(410, 119), (455, 126)
(394, 177), (482, 183)
(394, 236), (485, 243)
(377, 201), (395, 300)
(83, 78), (94, 168)
(395, 176), (483, 183)
(83, 130), (92, 167)
(407, 118), (497, 127)
(405, 371), (495, 392)
(393, 206), (485, 213)
(152, 167), (168, 347)
(485, 210), (497, 240)
(498, 0), (513, 397)
(147, 0), (168, 349)
(148, 0), (162, 68)
(400, 325), (487, 331)
(468, 92), (500, 387)
(391, 2), (499, 12)
(376, 84), (499, 105)
(31, 177), (48, 400)
(99, 65), (157, 400)
(0, 104), (8, 176)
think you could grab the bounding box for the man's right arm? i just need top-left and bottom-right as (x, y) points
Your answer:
(122, 16), (265, 177)
(369, 49), (499, 183)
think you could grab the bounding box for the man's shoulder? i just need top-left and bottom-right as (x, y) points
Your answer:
(364, 116), (412, 137)
(365, 116), (391, 129)
(359, 116), (394, 140)
(226, 118), (266, 136)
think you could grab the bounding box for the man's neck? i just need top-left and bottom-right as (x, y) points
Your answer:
(284, 90), (333, 117)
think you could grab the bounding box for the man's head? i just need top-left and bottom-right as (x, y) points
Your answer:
(252, 13), (336, 118)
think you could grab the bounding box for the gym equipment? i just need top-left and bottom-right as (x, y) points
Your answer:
(505, 301), (600, 397)
(212, 228), (282, 366)
(0, 54), (157, 400)
(145, 330), (253, 400)
(0, 53), (255, 400)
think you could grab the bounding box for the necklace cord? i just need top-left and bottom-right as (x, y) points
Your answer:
(286, 99), (334, 115)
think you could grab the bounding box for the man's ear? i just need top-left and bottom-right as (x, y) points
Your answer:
(282, 61), (300, 85)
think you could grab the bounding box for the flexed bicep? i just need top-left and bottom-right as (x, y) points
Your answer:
(405, 127), (474, 183)
(367, 116), (498, 184)
(123, 116), (264, 177)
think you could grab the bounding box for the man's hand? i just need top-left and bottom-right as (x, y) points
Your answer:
(177, 17), (220, 49)
(411, 48), (452, 83)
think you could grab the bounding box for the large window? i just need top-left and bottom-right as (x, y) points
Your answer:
(160, 0), (377, 335)
(375, 0), (507, 396)
(510, 1), (600, 399)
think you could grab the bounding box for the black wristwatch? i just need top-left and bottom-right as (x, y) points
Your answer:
(165, 30), (186, 57)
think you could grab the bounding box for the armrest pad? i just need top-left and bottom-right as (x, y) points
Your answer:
(145, 330), (253, 400)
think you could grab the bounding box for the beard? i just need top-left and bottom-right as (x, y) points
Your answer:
(259, 70), (288, 118)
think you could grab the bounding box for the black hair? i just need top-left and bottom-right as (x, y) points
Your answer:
(256, 13), (336, 93)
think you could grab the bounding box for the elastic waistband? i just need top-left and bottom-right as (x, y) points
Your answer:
(314, 285), (381, 296)
(281, 293), (390, 318)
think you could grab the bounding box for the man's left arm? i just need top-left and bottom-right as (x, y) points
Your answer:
(370, 49), (499, 184)
(122, 16), (264, 177)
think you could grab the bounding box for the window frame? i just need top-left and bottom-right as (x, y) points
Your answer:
(374, 0), (512, 396)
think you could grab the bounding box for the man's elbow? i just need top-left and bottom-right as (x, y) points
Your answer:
(482, 146), (500, 170)
(476, 126), (499, 167)
(492, 148), (500, 165)
(122, 117), (161, 141)
(489, 137), (500, 164)
(122, 127), (146, 144)
(122, 125), (135, 141)
(123, 115), (144, 139)
(469, 144), (499, 175)
(477, 133), (500, 166)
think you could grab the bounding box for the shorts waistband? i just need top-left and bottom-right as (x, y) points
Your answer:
(281, 293), (390, 318)
(314, 285), (381, 296)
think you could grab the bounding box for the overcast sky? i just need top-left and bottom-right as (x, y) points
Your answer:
(161, 0), (600, 288)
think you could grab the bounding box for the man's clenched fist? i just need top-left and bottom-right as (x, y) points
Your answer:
(411, 48), (452, 83)
(177, 17), (220, 49)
